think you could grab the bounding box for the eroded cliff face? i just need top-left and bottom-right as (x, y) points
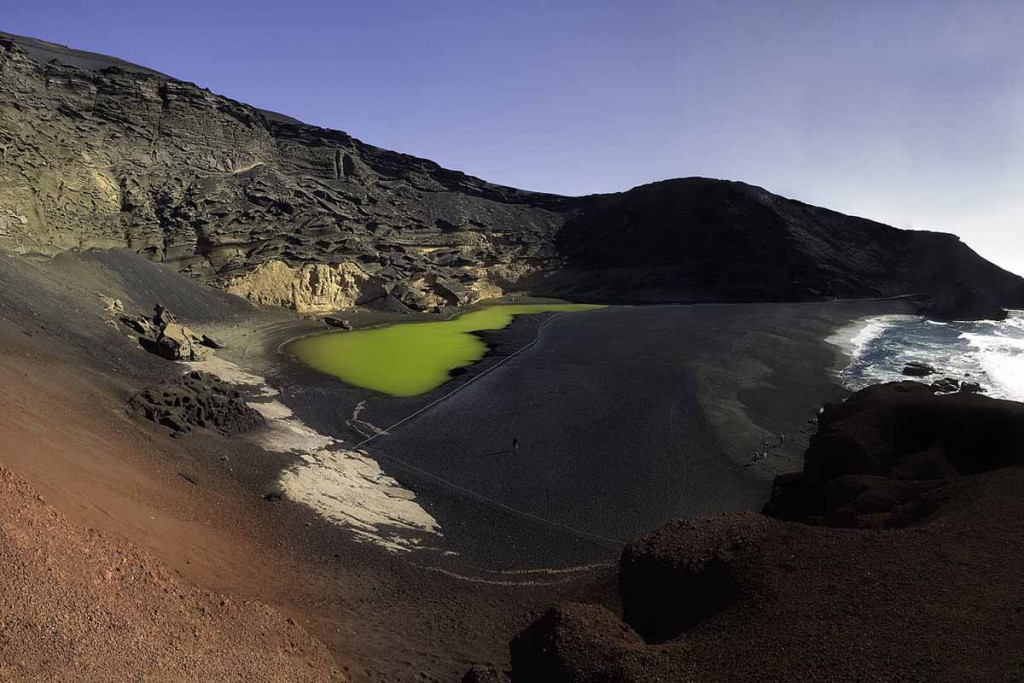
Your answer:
(2, 32), (1023, 318)
(0, 33), (563, 311)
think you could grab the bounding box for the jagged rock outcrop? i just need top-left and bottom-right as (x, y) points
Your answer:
(118, 303), (219, 360)
(128, 370), (265, 436)
(2, 32), (1024, 318)
(764, 381), (1024, 527)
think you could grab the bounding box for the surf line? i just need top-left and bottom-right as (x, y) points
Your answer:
(348, 308), (629, 548)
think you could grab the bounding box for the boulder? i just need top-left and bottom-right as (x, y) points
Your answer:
(119, 314), (160, 340)
(200, 333), (224, 349)
(153, 303), (176, 327)
(765, 382), (1024, 527)
(155, 323), (209, 361)
(930, 377), (960, 393)
(99, 295), (124, 315)
(128, 371), (265, 437)
(323, 316), (352, 330)
(902, 361), (936, 377)
(960, 381), (985, 394)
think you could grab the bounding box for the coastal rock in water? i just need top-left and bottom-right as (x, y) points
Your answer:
(931, 377), (960, 393)
(902, 361), (936, 377)
(128, 371), (265, 436)
(959, 381), (985, 394)
(764, 381), (1024, 527)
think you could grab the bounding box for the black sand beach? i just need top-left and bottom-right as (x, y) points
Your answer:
(268, 298), (917, 569)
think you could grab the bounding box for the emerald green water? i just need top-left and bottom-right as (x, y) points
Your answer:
(288, 304), (605, 397)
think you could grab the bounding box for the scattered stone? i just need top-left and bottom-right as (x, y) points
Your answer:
(263, 492), (283, 503)
(960, 381), (985, 394)
(119, 313), (160, 340)
(98, 295), (124, 315)
(200, 333), (224, 349)
(153, 303), (176, 327)
(155, 322), (210, 361)
(931, 377), (960, 393)
(902, 361), (936, 377)
(127, 371), (265, 437)
(323, 316), (352, 330)
(117, 304), (221, 360)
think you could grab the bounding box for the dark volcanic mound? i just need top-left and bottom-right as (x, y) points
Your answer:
(552, 179), (1024, 318)
(1, 32), (1023, 318)
(128, 370), (265, 436)
(497, 385), (1024, 681)
(765, 381), (1024, 527)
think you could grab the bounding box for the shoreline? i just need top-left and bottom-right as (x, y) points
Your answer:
(824, 313), (921, 378)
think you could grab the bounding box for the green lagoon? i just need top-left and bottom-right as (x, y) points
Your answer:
(289, 304), (605, 397)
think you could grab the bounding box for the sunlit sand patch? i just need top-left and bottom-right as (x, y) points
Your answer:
(180, 356), (440, 552)
(278, 449), (441, 553)
(186, 356), (278, 396)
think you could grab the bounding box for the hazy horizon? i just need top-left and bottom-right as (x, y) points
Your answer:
(6, 0), (1023, 276)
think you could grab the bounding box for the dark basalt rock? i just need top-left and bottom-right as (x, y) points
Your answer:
(510, 603), (646, 683)
(931, 377), (961, 393)
(2, 32), (1023, 318)
(764, 381), (1024, 527)
(902, 361), (936, 377)
(128, 370), (265, 437)
(323, 316), (352, 330)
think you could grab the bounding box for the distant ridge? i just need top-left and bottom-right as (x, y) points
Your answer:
(1, 31), (1022, 319)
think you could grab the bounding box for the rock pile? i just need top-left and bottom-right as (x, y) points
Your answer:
(119, 304), (222, 361)
(128, 371), (265, 436)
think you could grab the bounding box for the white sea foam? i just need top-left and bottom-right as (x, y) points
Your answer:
(827, 315), (915, 361)
(832, 311), (1024, 402)
(959, 311), (1024, 402)
(278, 448), (441, 552)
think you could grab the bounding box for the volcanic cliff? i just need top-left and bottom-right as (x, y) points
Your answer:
(2, 31), (1022, 318)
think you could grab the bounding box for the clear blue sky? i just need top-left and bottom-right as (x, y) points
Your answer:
(6, 0), (1024, 275)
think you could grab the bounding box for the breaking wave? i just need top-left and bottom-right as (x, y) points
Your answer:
(833, 311), (1024, 402)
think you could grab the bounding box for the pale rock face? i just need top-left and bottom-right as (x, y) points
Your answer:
(225, 260), (385, 312)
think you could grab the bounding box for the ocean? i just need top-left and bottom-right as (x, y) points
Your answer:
(833, 310), (1024, 402)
